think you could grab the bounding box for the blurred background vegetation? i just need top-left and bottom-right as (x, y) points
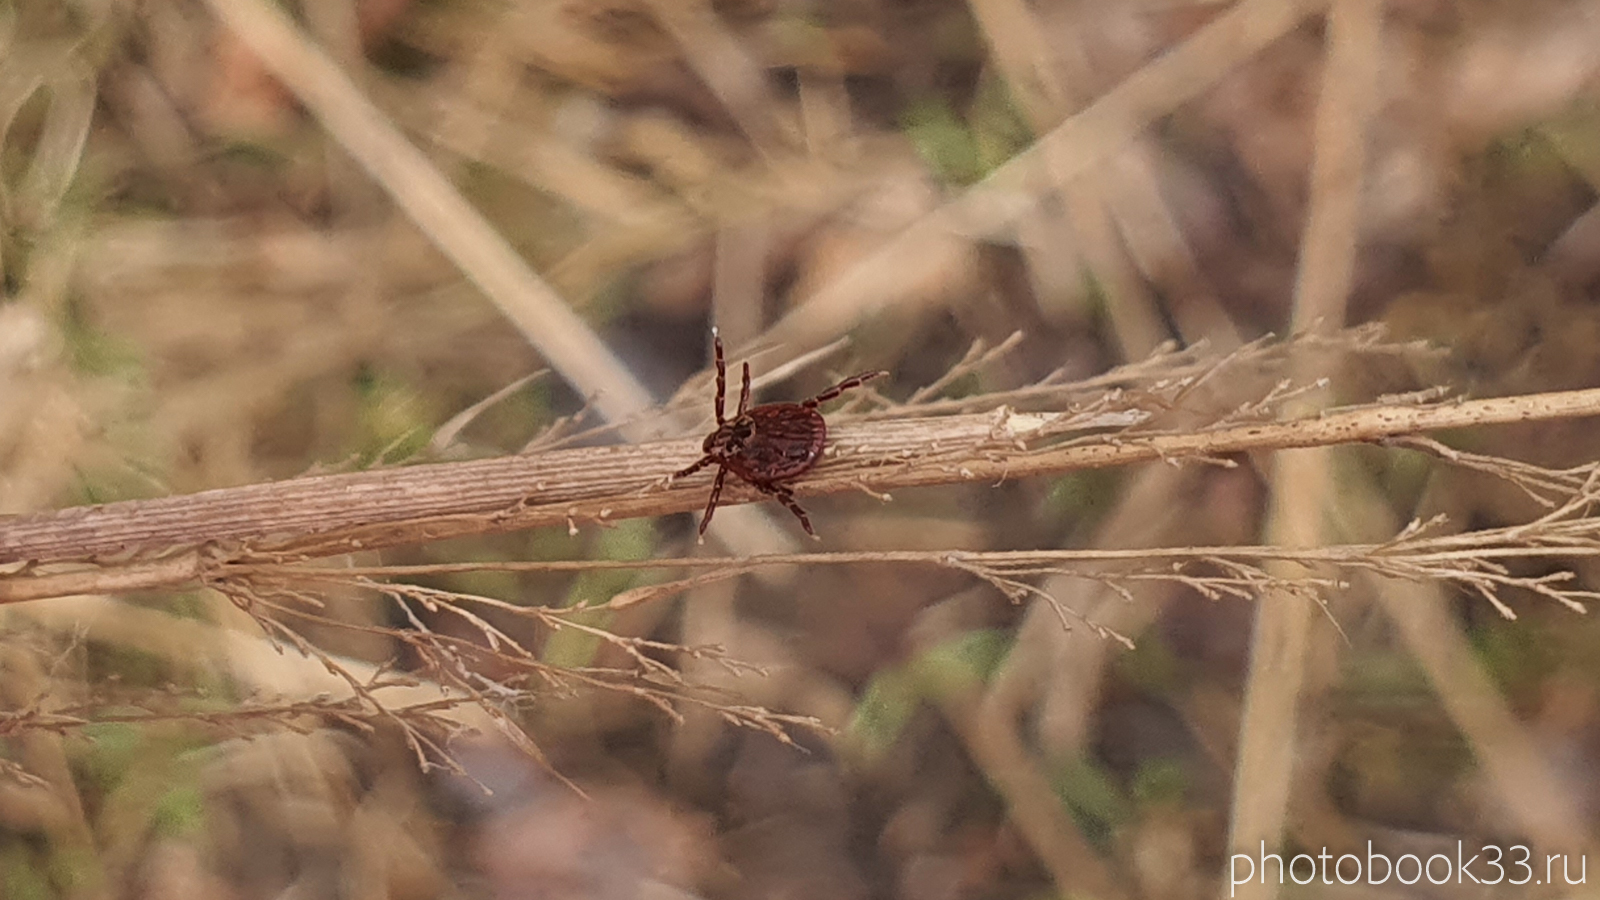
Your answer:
(3, 0), (1600, 897)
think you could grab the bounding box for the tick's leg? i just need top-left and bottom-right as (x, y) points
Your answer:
(737, 361), (752, 416)
(698, 466), (728, 536)
(755, 482), (816, 537)
(803, 370), (888, 408)
(712, 328), (727, 424)
(673, 455), (714, 480)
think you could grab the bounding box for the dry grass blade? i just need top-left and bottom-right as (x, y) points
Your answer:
(429, 370), (546, 455)
(9, 60), (94, 225)
(759, 0), (1328, 358)
(197, 0), (657, 424)
(904, 331), (1026, 405)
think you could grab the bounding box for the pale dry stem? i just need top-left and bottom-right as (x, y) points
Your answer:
(8, 377), (1600, 606)
(0, 327), (1464, 587)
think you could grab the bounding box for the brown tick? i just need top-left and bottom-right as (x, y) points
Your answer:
(674, 329), (885, 538)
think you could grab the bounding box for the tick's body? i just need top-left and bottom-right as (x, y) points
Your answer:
(675, 331), (884, 537)
(709, 403), (828, 483)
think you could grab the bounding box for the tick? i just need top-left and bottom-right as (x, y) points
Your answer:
(674, 329), (885, 537)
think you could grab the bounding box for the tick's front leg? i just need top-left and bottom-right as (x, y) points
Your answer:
(754, 481), (817, 538)
(673, 455), (714, 480)
(697, 466), (729, 539)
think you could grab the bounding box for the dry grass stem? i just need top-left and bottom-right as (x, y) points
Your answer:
(226, 497), (1600, 625)
(1230, 0), (1384, 877)
(7, 376), (1600, 600)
